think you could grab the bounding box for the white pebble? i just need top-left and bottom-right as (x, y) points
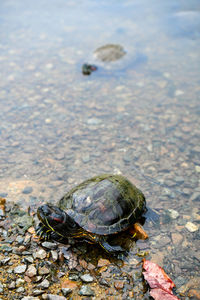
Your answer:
(185, 222), (199, 232)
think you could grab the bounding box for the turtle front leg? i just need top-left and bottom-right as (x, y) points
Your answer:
(36, 223), (68, 243)
(99, 238), (126, 254)
(36, 222), (52, 241)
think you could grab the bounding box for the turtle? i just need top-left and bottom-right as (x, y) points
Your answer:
(36, 174), (146, 253)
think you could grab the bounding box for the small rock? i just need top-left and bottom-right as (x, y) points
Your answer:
(81, 154), (90, 163)
(188, 289), (200, 299)
(61, 288), (72, 296)
(79, 259), (87, 269)
(99, 278), (110, 287)
(185, 222), (199, 232)
(34, 249), (47, 259)
(171, 233), (183, 245)
(16, 286), (25, 293)
(38, 266), (50, 275)
(87, 118), (101, 125)
(24, 256), (34, 264)
(87, 262), (96, 270)
(190, 192), (200, 202)
(61, 279), (78, 290)
(16, 278), (25, 287)
(175, 89), (184, 96)
(22, 186), (33, 194)
(14, 264), (27, 274)
(114, 280), (124, 289)
(1, 257), (11, 265)
(21, 297), (40, 300)
(47, 295), (66, 300)
(79, 285), (95, 296)
(195, 165), (200, 173)
(8, 281), (16, 289)
(0, 282), (3, 293)
(38, 279), (50, 289)
(167, 209), (180, 219)
(32, 289), (44, 296)
(26, 265), (37, 278)
(68, 274), (79, 281)
(51, 250), (58, 262)
(97, 258), (111, 267)
(15, 235), (24, 244)
(80, 274), (94, 283)
(41, 242), (57, 250)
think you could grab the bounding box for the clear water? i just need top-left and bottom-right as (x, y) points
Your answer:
(0, 0), (200, 297)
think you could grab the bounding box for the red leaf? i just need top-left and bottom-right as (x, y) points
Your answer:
(150, 288), (180, 300)
(143, 259), (180, 300)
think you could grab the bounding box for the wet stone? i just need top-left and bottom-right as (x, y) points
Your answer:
(195, 165), (200, 173)
(190, 192), (200, 202)
(81, 154), (90, 163)
(167, 209), (180, 219)
(80, 274), (94, 283)
(14, 264), (27, 274)
(185, 222), (199, 232)
(87, 117), (101, 125)
(79, 285), (95, 296)
(41, 241), (57, 250)
(22, 186), (33, 194)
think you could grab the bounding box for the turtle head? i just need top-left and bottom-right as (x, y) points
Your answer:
(37, 204), (67, 231)
(37, 204), (79, 238)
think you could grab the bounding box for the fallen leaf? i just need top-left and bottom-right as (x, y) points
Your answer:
(143, 259), (180, 300)
(150, 288), (180, 300)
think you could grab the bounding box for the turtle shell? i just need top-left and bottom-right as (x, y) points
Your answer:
(59, 174), (146, 235)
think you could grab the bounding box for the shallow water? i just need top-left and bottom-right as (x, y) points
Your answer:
(0, 0), (200, 298)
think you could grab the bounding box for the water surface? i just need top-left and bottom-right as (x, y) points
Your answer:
(0, 0), (200, 298)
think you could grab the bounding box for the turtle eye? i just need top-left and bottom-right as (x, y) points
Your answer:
(51, 213), (65, 224)
(52, 216), (63, 223)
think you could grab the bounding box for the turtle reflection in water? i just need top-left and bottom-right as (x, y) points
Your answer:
(36, 174), (146, 253)
(94, 44), (126, 62)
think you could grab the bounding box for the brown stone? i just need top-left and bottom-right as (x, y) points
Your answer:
(171, 233), (183, 245)
(188, 289), (200, 299)
(61, 279), (78, 290)
(150, 252), (164, 267)
(114, 280), (124, 289)
(25, 264), (37, 278)
(79, 259), (87, 269)
(97, 258), (111, 267)
(87, 262), (96, 270)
